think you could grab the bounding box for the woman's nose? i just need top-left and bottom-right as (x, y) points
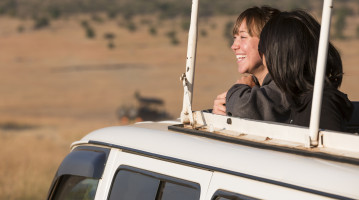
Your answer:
(231, 39), (239, 51)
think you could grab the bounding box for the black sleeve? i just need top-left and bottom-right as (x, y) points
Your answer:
(225, 82), (290, 122)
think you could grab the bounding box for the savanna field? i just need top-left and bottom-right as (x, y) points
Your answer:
(1, 1), (359, 199)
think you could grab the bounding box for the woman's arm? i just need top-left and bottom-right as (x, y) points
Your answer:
(226, 77), (290, 123)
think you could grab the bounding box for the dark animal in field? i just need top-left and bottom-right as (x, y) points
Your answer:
(117, 91), (172, 123)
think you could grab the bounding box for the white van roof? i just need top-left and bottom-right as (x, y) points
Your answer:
(73, 121), (359, 199)
(179, 0), (359, 159)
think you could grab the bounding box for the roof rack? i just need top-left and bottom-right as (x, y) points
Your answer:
(177, 0), (359, 159)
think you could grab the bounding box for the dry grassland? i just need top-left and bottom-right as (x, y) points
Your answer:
(0, 13), (358, 199)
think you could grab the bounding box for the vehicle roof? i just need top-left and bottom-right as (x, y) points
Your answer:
(74, 121), (359, 199)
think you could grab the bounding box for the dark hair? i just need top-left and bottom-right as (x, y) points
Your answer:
(258, 10), (343, 102)
(233, 6), (280, 37)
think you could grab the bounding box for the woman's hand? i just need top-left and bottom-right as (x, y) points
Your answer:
(213, 91), (227, 115)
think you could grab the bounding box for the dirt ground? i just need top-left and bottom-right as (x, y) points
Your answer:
(0, 14), (358, 199)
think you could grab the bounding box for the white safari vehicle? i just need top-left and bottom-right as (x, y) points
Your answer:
(47, 0), (359, 199)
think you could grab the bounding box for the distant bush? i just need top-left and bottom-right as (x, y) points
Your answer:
(48, 6), (61, 19)
(86, 26), (96, 38)
(166, 30), (180, 46)
(166, 30), (176, 38)
(170, 37), (180, 45)
(224, 20), (234, 46)
(334, 7), (350, 39)
(91, 14), (104, 23)
(107, 9), (117, 19)
(140, 18), (152, 25)
(356, 25), (359, 39)
(104, 32), (115, 40)
(181, 20), (190, 31)
(104, 32), (116, 49)
(80, 20), (95, 39)
(108, 41), (115, 49)
(198, 2), (214, 18)
(33, 17), (50, 29)
(158, 2), (177, 19)
(17, 25), (24, 33)
(0, 121), (37, 131)
(122, 8), (135, 21)
(200, 29), (208, 37)
(0, 6), (5, 15)
(81, 20), (89, 28)
(126, 21), (137, 32)
(1, 0), (355, 26)
(333, 6), (354, 16)
(149, 26), (157, 36)
(0, 0), (17, 16)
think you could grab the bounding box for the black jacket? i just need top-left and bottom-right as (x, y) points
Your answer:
(226, 74), (290, 123)
(288, 86), (353, 132)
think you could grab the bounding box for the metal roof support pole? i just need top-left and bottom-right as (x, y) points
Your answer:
(181, 0), (199, 125)
(309, 0), (333, 147)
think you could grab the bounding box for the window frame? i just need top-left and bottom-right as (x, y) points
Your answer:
(107, 165), (201, 200)
(47, 146), (110, 200)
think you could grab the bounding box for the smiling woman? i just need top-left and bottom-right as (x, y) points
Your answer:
(212, 6), (290, 124)
(232, 20), (264, 79)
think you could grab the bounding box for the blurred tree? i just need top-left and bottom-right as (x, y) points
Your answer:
(166, 30), (180, 45)
(149, 26), (157, 36)
(81, 20), (89, 28)
(170, 37), (180, 45)
(104, 32), (116, 49)
(166, 30), (176, 38)
(334, 7), (349, 39)
(126, 21), (137, 32)
(140, 18), (152, 25)
(0, 0), (355, 28)
(122, 5), (135, 21)
(181, 20), (190, 31)
(200, 29), (208, 37)
(92, 14), (104, 23)
(199, 1), (214, 18)
(108, 41), (115, 49)
(224, 20), (234, 46)
(17, 25), (25, 33)
(86, 26), (95, 38)
(158, 2), (182, 19)
(33, 17), (50, 29)
(49, 6), (61, 19)
(0, 0), (17, 16)
(104, 32), (115, 40)
(107, 8), (118, 19)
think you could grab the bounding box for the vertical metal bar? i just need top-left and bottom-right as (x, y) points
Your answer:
(180, 0), (199, 124)
(309, 0), (333, 147)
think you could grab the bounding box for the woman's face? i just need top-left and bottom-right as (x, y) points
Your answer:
(231, 20), (263, 75)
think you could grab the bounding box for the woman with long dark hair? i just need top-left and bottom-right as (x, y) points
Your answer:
(258, 10), (353, 131)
